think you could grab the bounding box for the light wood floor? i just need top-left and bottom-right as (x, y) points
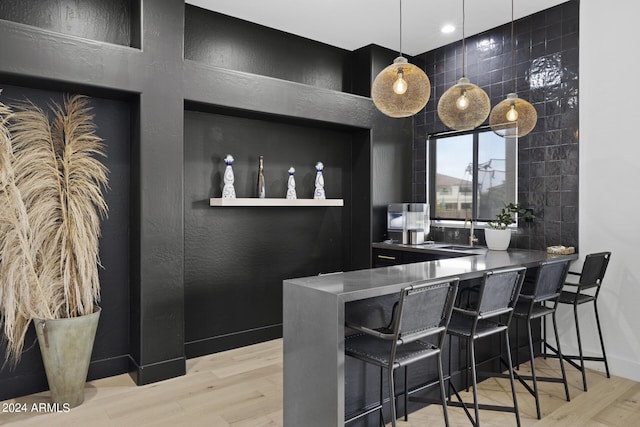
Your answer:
(1, 339), (639, 426)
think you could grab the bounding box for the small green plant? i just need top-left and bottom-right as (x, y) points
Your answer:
(488, 203), (534, 230)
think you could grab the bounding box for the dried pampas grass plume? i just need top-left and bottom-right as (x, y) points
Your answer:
(0, 93), (108, 366)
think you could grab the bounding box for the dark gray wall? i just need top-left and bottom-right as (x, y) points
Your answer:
(0, 0), (578, 406)
(0, 0), (412, 400)
(181, 8), (379, 357)
(184, 110), (355, 356)
(185, 6), (351, 92)
(0, 84), (131, 400)
(0, 0), (186, 395)
(0, 0), (133, 47)
(414, 0), (580, 250)
(351, 45), (414, 242)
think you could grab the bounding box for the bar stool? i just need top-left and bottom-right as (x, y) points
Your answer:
(512, 258), (571, 419)
(446, 266), (526, 427)
(547, 252), (611, 392)
(344, 277), (459, 427)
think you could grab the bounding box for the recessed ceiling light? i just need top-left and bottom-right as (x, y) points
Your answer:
(441, 24), (455, 34)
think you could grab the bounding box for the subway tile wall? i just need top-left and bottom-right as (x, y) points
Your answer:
(413, 0), (579, 250)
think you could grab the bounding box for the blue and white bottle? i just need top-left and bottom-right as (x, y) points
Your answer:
(286, 167), (297, 199)
(222, 154), (236, 198)
(313, 162), (325, 200)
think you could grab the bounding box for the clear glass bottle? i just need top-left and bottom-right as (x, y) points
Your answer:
(257, 156), (266, 198)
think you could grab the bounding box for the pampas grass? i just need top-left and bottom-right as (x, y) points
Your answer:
(0, 93), (108, 365)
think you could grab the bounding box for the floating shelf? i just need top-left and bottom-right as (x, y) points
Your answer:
(209, 198), (344, 207)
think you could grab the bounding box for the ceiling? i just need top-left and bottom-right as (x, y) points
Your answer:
(185, 0), (570, 56)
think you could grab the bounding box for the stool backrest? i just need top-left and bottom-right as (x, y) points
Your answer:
(393, 278), (459, 345)
(477, 267), (526, 319)
(578, 252), (611, 292)
(533, 258), (571, 302)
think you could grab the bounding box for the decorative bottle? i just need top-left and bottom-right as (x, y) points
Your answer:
(286, 167), (297, 199)
(313, 161), (325, 200)
(256, 155), (266, 198)
(222, 154), (236, 199)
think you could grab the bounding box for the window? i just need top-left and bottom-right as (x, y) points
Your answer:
(427, 127), (517, 222)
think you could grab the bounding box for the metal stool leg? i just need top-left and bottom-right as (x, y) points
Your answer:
(504, 329), (522, 427)
(469, 338), (480, 426)
(447, 335), (452, 404)
(379, 367), (385, 426)
(593, 301), (611, 378)
(466, 338), (471, 392)
(526, 320), (541, 419)
(515, 317), (520, 369)
(552, 312), (570, 401)
(573, 304), (588, 391)
(438, 354), (450, 427)
(543, 314), (548, 359)
(404, 366), (408, 421)
(389, 368), (397, 427)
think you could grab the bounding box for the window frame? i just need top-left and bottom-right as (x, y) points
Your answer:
(426, 125), (518, 227)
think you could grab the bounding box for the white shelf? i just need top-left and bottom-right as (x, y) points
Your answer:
(209, 198), (344, 207)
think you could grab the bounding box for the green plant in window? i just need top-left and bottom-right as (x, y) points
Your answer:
(488, 203), (534, 230)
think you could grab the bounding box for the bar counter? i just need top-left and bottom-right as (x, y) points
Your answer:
(283, 247), (577, 427)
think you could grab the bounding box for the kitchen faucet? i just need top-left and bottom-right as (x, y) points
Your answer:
(465, 217), (479, 247)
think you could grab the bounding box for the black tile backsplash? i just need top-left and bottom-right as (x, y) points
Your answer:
(413, 0), (579, 251)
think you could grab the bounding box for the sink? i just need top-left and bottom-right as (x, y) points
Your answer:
(439, 245), (477, 251)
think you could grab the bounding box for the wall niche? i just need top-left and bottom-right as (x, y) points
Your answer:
(0, 0), (140, 48)
(0, 83), (132, 400)
(184, 5), (352, 92)
(183, 106), (370, 356)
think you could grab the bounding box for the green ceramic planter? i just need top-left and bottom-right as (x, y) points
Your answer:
(34, 307), (101, 408)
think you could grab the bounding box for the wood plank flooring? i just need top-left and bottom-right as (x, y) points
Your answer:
(1, 339), (638, 426)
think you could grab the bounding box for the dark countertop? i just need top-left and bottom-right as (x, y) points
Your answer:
(282, 245), (577, 427)
(372, 241), (488, 256)
(284, 246), (577, 302)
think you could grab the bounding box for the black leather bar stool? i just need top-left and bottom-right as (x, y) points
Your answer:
(547, 252), (611, 392)
(446, 267), (526, 427)
(344, 277), (459, 427)
(512, 258), (571, 419)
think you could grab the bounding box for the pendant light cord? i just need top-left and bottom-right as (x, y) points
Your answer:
(398, 0), (403, 57)
(511, 0), (515, 92)
(462, 0), (466, 75)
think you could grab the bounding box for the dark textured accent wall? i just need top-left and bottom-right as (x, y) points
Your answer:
(0, 0), (414, 401)
(184, 110), (356, 356)
(351, 45), (414, 242)
(413, 0), (579, 250)
(0, 0), (187, 397)
(185, 6), (352, 92)
(0, 84), (131, 401)
(0, 0), (133, 47)
(181, 8), (411, 355)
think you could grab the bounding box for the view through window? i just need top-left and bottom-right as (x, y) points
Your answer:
(428, 127), (517, 222)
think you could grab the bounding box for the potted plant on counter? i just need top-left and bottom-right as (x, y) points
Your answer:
(0, 93), (108, 407)
(485, 203), (534, 250)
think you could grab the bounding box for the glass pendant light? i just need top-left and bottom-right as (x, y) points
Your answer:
(437, 0), (490, 131)
(490, 0), (537, 137)
(371, 0), (431, 118)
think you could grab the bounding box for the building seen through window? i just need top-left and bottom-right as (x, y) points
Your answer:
(428, 127), (517, 222)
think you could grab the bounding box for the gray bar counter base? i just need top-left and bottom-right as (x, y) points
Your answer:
(283, 248), (577, 427)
